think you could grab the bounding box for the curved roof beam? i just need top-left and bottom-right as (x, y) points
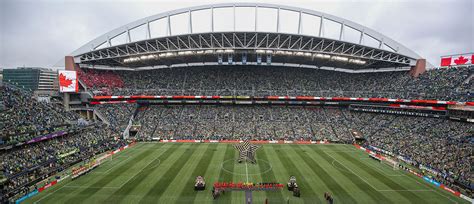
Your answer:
(71, 3), (421, 60)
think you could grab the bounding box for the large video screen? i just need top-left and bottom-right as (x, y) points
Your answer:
(58, 70), (78, 93)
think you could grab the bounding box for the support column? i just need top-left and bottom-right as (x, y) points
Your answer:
(65, 56), (80, 71)
(319, 16), (324, 37)
(409, 59), (426, 77)
(63, 93), (70, 111)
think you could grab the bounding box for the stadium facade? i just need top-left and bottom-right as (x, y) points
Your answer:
(66, 3), (426, 74)
(60, 3), (472, 124)
(2, 3), (473, 204)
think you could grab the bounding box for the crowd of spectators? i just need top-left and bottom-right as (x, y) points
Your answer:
(98, 103), (472, 196)
(77, 68), (124, 95)
(1, 84), (79, 146)
(96, 104), (135, 132)
(0, 83), (126, 202)
(0, 123), (125, 202)
(363, 114), (473, 195)
(81, 65), (473, 101)
(131, 105), (351, 142)
(1, 65), (472, 202)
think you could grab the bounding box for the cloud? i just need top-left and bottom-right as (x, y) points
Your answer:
(0, 0), (472, 68)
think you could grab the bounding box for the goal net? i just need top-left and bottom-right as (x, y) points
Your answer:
(383, 157), (399, 170)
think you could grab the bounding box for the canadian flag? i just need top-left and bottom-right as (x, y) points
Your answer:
(453, 56), (469, 65)
(440, 54), (474, 67)
(440, 57), (451, 66)
(58, 70), (78, 93)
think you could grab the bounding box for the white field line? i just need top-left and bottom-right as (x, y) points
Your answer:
(33, 184), (68, 204)
(67, 155), (163, 190)
(115, 157), (161, 189)
(63, 185), (119, 189)
(377, 189), (433, 192)
(328, 153), (431, 192)
(34, 145), (144, 204)
(326, 153), (380, 191)
(245, 161), (249, 183)
(343, 144), (363, 152)
(95, 157), (131, 174)
(359, 158), (403, 177)
(323, 150), (358, 153)
(401, 173), (458, 204)
(345, 144), (459, 203)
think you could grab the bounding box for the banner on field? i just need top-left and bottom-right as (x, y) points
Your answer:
(58, 70), (78, 93)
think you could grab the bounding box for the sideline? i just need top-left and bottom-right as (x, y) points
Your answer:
(23, 142), (137, 204)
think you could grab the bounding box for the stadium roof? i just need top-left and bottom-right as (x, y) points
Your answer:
(71, 3), (422, 71)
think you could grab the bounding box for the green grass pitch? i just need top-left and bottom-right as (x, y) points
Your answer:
(25, 143), (467, 203)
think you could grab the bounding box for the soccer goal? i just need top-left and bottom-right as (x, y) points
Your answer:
(383, 157), (399, 170)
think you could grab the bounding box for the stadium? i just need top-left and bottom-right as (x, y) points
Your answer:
(1, 2), (473, 204)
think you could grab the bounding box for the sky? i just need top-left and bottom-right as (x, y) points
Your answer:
(0, 0), (472, 69)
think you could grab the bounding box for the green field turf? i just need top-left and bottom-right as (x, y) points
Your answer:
(25, 143), (467, 204)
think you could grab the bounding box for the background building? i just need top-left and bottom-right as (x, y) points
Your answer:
(2, 67), (59, 100)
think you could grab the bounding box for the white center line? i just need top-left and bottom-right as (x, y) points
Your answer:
(245, 161), (249, 183)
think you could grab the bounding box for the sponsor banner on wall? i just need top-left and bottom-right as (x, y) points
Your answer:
(158, 140), (329, 144)
(58, 149), (77, 158)
(26, 131), (67, 144)
(15, 190), (38, 204)
(354, 144), (473, 202)
(423, 176), (441, 187)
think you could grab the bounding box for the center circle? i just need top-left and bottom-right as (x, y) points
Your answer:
(221, 159), (272, 176)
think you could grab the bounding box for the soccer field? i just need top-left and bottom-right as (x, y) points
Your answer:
(25, 143), (466, 204)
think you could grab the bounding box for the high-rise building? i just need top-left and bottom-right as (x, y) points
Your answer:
(2, 67), (59, 97)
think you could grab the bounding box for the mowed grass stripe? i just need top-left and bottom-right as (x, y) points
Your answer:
(138, 144), (200, 203)
(294, 145), (357, 203)
(27, 143), (148, 204)
(28, 144), (467, 204)
(273, 145), (322, 204)
(217, 144), (236, 203)
(157, 144), (210, 203)
(264, 145), (303, 204)
(258, 146), (285, 203)
(63, 144), (161, 203)
(337, 151), (427, 202)
(193, 144), (227, 203)
(234, 148), (264, 204)
(105, 143), (184, 203)
(176, 144), (217, 203)
(310, 145), (393, 204)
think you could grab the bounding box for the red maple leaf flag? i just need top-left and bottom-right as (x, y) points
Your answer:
(440, 57), (452, 67)
(58, 70), (77, 92)
(453, 56), (468, 65)
(59, 73), (73, 87)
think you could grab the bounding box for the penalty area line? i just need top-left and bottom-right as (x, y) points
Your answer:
(323, 150), (358, 153)
(115, 156), (161, 189)
(377, 189), (434, 192)
(401, 172), (459, 204)
(326, 153), (380, 191)
(33, 184), (68, 204)
(95, 157), (132, 174)
(359, 158), (404, 177)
